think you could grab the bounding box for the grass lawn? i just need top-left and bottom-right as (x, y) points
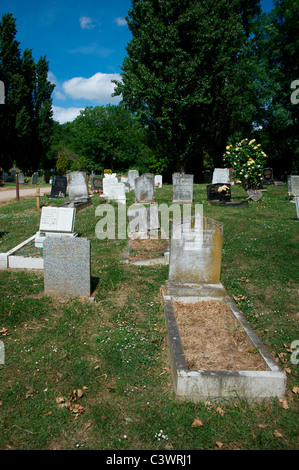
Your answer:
(0, 183), (298, 451)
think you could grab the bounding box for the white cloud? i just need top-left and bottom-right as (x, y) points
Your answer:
(79, 16), (96, 29)
(114, 17), (127, 26)
(48, 71), (58, 85)
(62, 72), (122, 104)
(52, 106), (84, 124)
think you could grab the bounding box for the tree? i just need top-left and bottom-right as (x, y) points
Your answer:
(0, 13), (55, 172)
(113, 0), (261, 179)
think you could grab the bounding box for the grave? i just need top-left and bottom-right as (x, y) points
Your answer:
(155, 175), (163, 187)
(31, 172), (38, 184)
(295, 197), (299, 220)
(48, 175), (67, 198)
(172, 173), (193, 203)
(18, 172), (24, 184)
(43, 236), (91, 298)
(108, 182), (126, 204)
(288, 175), (299, 201)
(2, 173), (8, 182)
(128, 204), (160, 239)
(35, 206), (77, 248)
(91, 176), (103, 192)
(128, 170), (139, 189)
(102, 174), (118, 196)
(162, 214), (286, 402)
(134, 173), (155, 203)
(212, 168), (230, 184)
(207, 183), (248, 207)
(67, 171), (90, 203)
(262, 167), (274, 185)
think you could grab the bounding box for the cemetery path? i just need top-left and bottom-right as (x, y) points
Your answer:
(0, 186), (51, 201)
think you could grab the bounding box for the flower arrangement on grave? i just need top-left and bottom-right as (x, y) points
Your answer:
(217, 184), (230, 195)
(104, 169), (112, 175)
(223, 138), (267, 190)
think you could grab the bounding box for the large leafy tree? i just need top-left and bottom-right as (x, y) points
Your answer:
(0, 13), (55, 172)
(113, 0), (261, 178)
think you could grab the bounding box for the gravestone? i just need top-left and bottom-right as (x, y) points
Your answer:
(102, 174), (118, 196)
(48, 175), (67, 198)
(288, 175), (299, 201)
(67, 171), (89, 202)
(295, 197), (299, 220)
(91, 176), (103, 192)
(10, 170), (16, 181)
(155, 175), (163, 187)
(35, 206), (77, 247)
(172, 173), (193, 203)
(262, 167), (274, 184)
(247, 189), (263, 202)
(207, 183), (231, 202)
(128, 170), (139, 189)
(31, 172), (38, 184)
(135, 173), (155, 203)
(128, 204), (160, 239)
(18, 172), (24, 184)
(108, 182), (126, 204)
(168, 215), (223, 286)
(212, 168), (230, 184)
(43, 171), (50, 183)
(43, 236), (90, 297)
(2, 173), (8, 182)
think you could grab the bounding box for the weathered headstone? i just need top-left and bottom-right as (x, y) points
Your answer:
(212, 168), (230, 184)
(2, 173), (8, 182)
(207, 183), (231, 202)
(102, 174), (118, 196)
(18, 172), (24, 184)
(128, 204), (160, 239)
(91, 176), (103, 192)
(10, 170), (16, 181)
(43, 171), (50, 183)
(295, 197), (299, 220)
(155, 175), (163, 187)
(35, 206), (77, 247)
(288, 175), (299, 201)
(31, 172), (38, 184)
(108, 182), (126, 204)
(168, 216), (223, 286)
(172, 173), (193, 203)
(67, 171), (89, 202)
(247, 189), (263, 202)
(262, 167), (274, 185)
(128, 170), (139, 189)
(43, 236), (90, 297)
(48, 175), (67, 198)
(135, 173), (155, 203)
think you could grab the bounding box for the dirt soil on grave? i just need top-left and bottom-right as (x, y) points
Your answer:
(14, 241), (42, 258)
(173, 300), (268, 371)
(128, 238), (168, 261)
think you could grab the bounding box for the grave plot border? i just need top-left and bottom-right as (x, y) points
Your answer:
(162, 290), (286, 402)
(0, 235), (44, 270)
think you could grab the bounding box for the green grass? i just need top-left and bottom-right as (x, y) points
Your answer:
(0, 184), (298, 450)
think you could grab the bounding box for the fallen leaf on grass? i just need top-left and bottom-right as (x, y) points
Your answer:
(24, 386), (34, 399)
(292, 386), (299, 394)
(0, 328), (9, 336)
(216, 407), (225, 416)
(273, 429), (283, 438)
(215, 441), (224, 449)
(191, 418), (204, 427)
(279, 398), (289, 409)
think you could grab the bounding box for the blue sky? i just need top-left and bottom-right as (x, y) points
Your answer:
(0, 0), (275, 124)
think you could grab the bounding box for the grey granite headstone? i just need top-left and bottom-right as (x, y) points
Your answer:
(67, 171), (89, 202)
(172, 173), (193, 203)
(2, 173), (8, 182)
(18, 172), (24, 184)
(262, 167), (274, 184)
(134, 173), (155, 203)
(32, 172), (38, 184)
(43, 237), (90, 297)
(128, 170), (139, 189)
(128, 204), (160, 239)
(212, 168), (230, 184)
